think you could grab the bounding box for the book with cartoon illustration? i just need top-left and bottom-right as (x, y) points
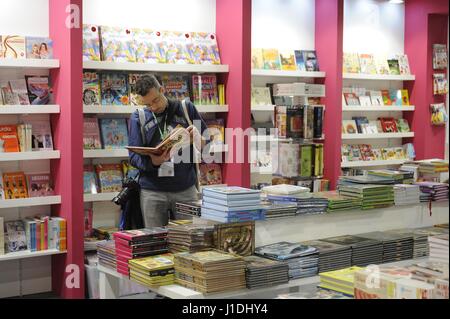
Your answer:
(95, 164), (123, 193)
(100, 26), (136, 62)
(101, 73), (129, 105)
(99, 118), (129, 149)
(83, 24), (101, 61)
(83, 72), (101, 105)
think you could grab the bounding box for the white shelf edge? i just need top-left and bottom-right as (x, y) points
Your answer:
(252, 69), (326, 78)
(0, 105), (60, 114)
(83, 61), (229, 73)
(0, 196), (62, 209)
(342, 133), (415, 140)
(83, 149), (129, 158)
(0, 249), (66, 262)
(0, 58), (60, 69)
(251, 105), (275, 112)
(84, 193), (118, 203)
(341, 159), (408, 168)
(0, 151), (60, 162)
(342, 105), (415, 112)
(84, 105), (229, 114)
(343, 73), (415, 81)
(196, 105), (229, 113)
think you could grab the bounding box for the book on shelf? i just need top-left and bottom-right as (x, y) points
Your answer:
(358, 95), (372, 107)
(343, 53), (360, 73)
(369, 91), (384, 106)
(99, 118), (129, 149)
(165, 31), (195, 65)
(353, 117), (369, 134)
(25, 173), (54, 197)
(358, 54), (377, 74)
(128, 73), (145, 106)
(26, 119), (54, 150)
(100, 26), (136, 63)
(84, 209), (93, 238)
(4, 220), (27, 252)
(303, 105), (315, 139)
(359, 145), (376, 161)
(133, 28), (161, 64)
(161, 74), (190, 101)
(396, 54), (411, 75)
(9, 79), (30, 105)
(25, 37), (53, 59)
(361, 121), (379, 134)
(343, 93), (360, 106)
(300, 145), (313, 177)
(205, 119), (225, 144)
(218, 84), (226, 106)
(2, 171), (28, 199)
(95, 164), (123, 193)
(101, 73), (130, 105)
(342, 120), (358, 134)
(83, 165), (98, 194)
(0, 125), (20, 152)
(396, 119), (410, 133)
(430, 103), (448, 126)
(16, 123), (32, 154)
(251, 87), (272, 106)
(0, 217), (4, 255)
(0, 80), (19, 105)
(0, 172), (5, 200)
(433, 44), (448, 70)
(374, 55), (391, 75)
(433, 73), (448, 95)
(83, 118), (102, 150)
(83, 71), (101, 105)
(401, 90), (410, 105)
(251, 48), (264, 69)
(313, 106), (324, 139)
(1, 35), (26, 59)
(372, 148), (384, 161)
(301, 50), (320, 72)
(389, 89), (403, 106)
(199, 163), (223, 186)
(83, 25), (101, 61)
(387, 58), (401, 75)
(379, 118), (399, 133)
(192, 75), (218, 105)
(192, 32), (221, 65)
(262, 49), (281, 70)
(279, 50), (297, 71)
(25, 76), (52, 105)
(350, 145), (363, 161)
(214, 221), (255, 256)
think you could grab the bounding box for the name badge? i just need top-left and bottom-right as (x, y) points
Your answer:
(158, 160), (175, 177)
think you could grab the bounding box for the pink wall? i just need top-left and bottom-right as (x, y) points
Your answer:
(405, 0), (448, 160)
(315, 0), (344, 189)
(49, 0), (85, 299)
(216, 0), (252, 188)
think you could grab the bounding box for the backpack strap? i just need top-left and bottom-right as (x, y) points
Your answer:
(137, 108), (147, 145)
(181, 99), (200, 192)
(181, 99), (193, 126)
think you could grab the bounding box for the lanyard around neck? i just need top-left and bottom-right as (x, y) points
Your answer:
(151, 111), (168, 140)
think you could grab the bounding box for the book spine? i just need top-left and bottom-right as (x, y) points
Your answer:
(314, 107), (323, 138)
(44, 217), (48, 250)
(35, 222), (41, 251)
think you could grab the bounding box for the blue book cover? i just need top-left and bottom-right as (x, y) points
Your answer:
(201, 207), (263, 218)
(201, 213), (264, 223)
(294, 50), (306, 71)
(99, 118), (129, 149)
(202, 197), (261, 208)
(267, 195), (313, 203)
(202, 201), (262, 212)
(302, 50), (319, 71)
(101, 73), (129, 105)
(202, 186), (261, 199)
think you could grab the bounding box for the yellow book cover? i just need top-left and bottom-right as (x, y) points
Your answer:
(279, 50), (297, 71)
(262, 49), (281, 70)
(320, 266), (363, 284)
(343, 53), (360, 73)
(251, 48), (264, 69)
(401, 89), (410, 105)
(319, 283), (354, 296)
(129, 254), (174, 272)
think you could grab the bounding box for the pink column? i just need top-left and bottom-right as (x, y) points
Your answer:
(315, 0), (344, 190)
(49, 0), (84, 299)
(405, 0), (448, 160)
(216, 0), (252, 188)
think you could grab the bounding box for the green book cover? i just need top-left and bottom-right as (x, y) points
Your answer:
(300, 145), (313, 177)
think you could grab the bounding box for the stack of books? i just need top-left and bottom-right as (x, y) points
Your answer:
(414, 159), (449, 174)
(214, 222), (255, 256)
(321, 235), (383, 267)
(338, 184), (394, 210)
(393, 184), (421, 206)
(174, 250), (246, 293)
(259, 202), (298, 219)
(97, 240), (116, 270)
(301, 240), (352, 273)
(266, 193), (329, 216)
(255, 242), (319, 279)
(128, 254), (175, 287)
(243, 256), (289, 289)
(276, 290), (351, 299)
(175, 200), (202, 217)
(429, 234), (449, 264)
(367, 169), (415, 184)
(412, 227), (449, 258)
(113, 228), (169, 275)
(316, 191), (362, 212)
(200, 187), (264, 223)
(319, 266), (363, 297)
(358, 231), (414, 263)
(168, 224), (214, 253)
(415, 182), (449, 202)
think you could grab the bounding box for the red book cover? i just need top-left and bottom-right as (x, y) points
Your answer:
(380, 118), (398, 133)
(0, 125), (20, 152)
(113, 228), (168, 242)
(2, 172), (28, 199)
(43, 217), (49, 250)
(191, 75), (218, 105)
(359, 144), (376, 161)
(35, 220), (41, 251)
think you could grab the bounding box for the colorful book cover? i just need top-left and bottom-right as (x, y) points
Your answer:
(95, 164), (123, 193)
(433, 44), (448, 70)
(341, 144), (352, 162)
(350, 145), (362, 161)
(358, 54), (377, 74)
(133, 28), (162, 64)
(83, 165), (98, 194)
(128, 73), (145, 106)
(251, 48), (264, 69)
(401, 90), (410, 105)
(380, 118), (398, 133)
(387, 58), (401, 75)
(0, 80), (19, 105)
(2, 35), (26, 59)
(161, 74), (190, 101)
(372, 148), (384, 160)
(5, 221), (27, 252)
(300, 145), (313, 177)
(294, 50), (306, 71)
(205, 119), (225, 144)
(26, 173), (54, 197)
(100, 26), (136, 62)
(163, 31), (192, 65)
(343, 53), (360, 73)
(389, 89), (403, 106)
(286, 106), (304, 139)
(99, 118), (129, 149)
(192, 75), (218, 105)
(353, 117), (369, 134)
(83, 25), (101, 61)
(342, 120), (358, 134)
(9, 79), (30, 105)
(0, 173), (5, 200)
(101, 73), (129, 105)
(262, 49), (281, 70)
(84, 209), (93, 238)
(199, 163), (223, 186)
(302, 50), (320, 71)
(0, 125), (20, 152)
(343, 93), (360, 106)
(214, 222), (255, 256)
(396, 54), (411, 75)
(83, 118), (102, 150)
(2, 172), (28, 199)
(279, 50), (297, 71)
(359, 144), (375, 161)
(26, 119), (53, 150)
(191, 32), (221, 65)
(26, 37), (53, 59)
(381, 90), (392, 106)
(25, 76), (52, 105)
(374, 55), (390, 75)
(396, 119), (410, 133)
(82, 72), (101, 105)
(369, 91), (384, 106)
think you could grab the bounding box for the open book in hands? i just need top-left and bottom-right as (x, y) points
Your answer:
(126, 125), (194, 156)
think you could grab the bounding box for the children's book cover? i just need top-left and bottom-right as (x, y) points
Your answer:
(27, 119), (53, 150)
(9, 79), (30, 105)
(359, 54), (377, 74)
(26, 173), (54, 197)
(26, 37), (53, 59)
(26, 76), (52, 105)
(99, 118), (129, 149)
(302, 50), (320, 72)
(162, 74), (190, 101)
(164, 31), (192, 65)
(83, 118), (102, 150)
(279, 50), (297, 71)
(0, 125), (20, 152)
(252, 48), (264, 69)
(192, 32), (221, 65)
(83, 165), (98, 194)
(83, 25), (101, 61)
(199, 164), (223, 186)
(192, 75), (218, 105)
(133, 28), (161, 64)
(95, 164), (123, 193)
(262, 49), (281, 70)
(83, 72), (101, 105)
(2, 172), (28, 199)
(100, 26), (136, 63)
(101, 73), (129, 105)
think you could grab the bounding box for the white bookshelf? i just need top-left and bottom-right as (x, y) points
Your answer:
(84, 193), (118, 203)
(0, 196), (62, 209)
(0, 58), (60, 69)
(83, 105), (229, 114)
(0, 151), (60, 162)
(251, 167), (273, 175)
(83, 61), (229, 73)
(252, 69), (326, 78)
(0, 105), (60, 114)
(342, 105), (415, 112)
(342, 132), (415, 140)
(341, 159), (408, 168)
(83, 149), (129, 158)
(343, 73), (415, 81)
(251, 105), (275, 112)
(0, 249), (66, 262)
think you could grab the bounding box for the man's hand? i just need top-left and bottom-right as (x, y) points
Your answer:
(149, 149), (171, 167)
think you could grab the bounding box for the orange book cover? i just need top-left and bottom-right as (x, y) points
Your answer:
(0, 125), (20, 152)
(2, 171), (28, 199)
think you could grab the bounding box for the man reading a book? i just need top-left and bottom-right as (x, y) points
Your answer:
(128, 75), (208, 227)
